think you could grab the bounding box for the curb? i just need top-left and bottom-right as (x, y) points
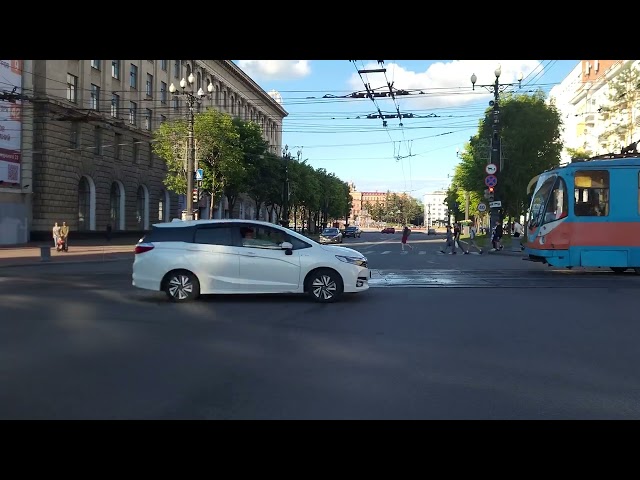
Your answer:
(0, 256), (133, 269)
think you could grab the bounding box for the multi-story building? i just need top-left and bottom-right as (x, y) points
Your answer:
(0, 60), (287, 244)
(347, 182), (362, 225)
(423, 190), (447, 227)
(348, 184), (412, 226)
(550, 60), (639, 162)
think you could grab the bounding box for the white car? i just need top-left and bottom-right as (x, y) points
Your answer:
(132, 219), (370, 303)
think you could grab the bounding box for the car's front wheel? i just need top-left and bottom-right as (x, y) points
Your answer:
(306, 268), (344, 303)
(164, 270), (200, 302)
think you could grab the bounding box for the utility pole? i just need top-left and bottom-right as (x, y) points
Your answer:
(281, 145), (290, 228)
(169, 73), (213, 221)
(471, 65), (523, 230)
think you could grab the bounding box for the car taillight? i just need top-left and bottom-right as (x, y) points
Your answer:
(134, 243), (154, 254)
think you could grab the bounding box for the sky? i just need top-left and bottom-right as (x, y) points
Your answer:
(232, 60), (580, 200)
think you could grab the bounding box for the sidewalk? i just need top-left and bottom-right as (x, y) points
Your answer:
(0, 238), (137, 268)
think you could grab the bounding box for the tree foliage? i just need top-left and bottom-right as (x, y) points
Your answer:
(363, 192), (423, 225)
(599, 63), (640, 150)
(452, 91), (562, 220)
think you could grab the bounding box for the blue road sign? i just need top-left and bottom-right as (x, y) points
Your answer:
(484, 174), (497, 187)
(195, 168), (203, 181)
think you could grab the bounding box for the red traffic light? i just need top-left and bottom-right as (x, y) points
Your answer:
(488, 187), (494, 193)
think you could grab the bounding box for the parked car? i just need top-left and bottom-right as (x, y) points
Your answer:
(319, 227), (343, 244)
(343, 226), (362, 238)
(381, 227), (395, 234)
(132, 219), (370, 304)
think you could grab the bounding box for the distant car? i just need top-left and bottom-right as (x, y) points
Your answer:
(132, 219), (369, 303)
(381, 227), (395, 234)
(319, 227), (343, 244)
(427, 228), (436, 235)
(344, 226), (362, 238)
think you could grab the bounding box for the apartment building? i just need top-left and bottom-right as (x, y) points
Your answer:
(0, 59), (287, 244)
(550, 60), (638, 161)
(423, 190), (447, 227)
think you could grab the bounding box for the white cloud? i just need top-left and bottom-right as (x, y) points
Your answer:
(237, 60), (311, 80)
(347, 60), (542, 109)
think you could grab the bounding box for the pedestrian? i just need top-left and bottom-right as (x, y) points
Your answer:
(464, 222), (483, 254)
(453, 222), (462, 250)
(401, 225), (413, 251)
(491, 220), (503, 251)
(52, 222), (61, 248)
(60, 221), (70, 252)
(440, 225), (456, 254)
(106, 224), (112, 242)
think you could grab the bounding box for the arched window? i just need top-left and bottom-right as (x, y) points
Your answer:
(196, 72), (201, 90)
(78, 176), (91, 231)
(110, 182), (122, 230)
(185, 63), (191, 80)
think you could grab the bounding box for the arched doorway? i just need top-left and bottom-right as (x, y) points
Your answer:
(78, 175), (96, 230)
(158, 189), (171, 222)
(136, 184), (150, 230)
(109, 181), (125, 230)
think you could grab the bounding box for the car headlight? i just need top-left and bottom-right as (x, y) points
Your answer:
(335, 255), (367, 267)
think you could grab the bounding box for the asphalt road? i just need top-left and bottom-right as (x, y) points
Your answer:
(1, 231), (639, 419)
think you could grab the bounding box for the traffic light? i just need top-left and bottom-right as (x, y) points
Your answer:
(488, 186), (494, 193)
(488, 186), (495, 202)
(192, 188), (199, 203)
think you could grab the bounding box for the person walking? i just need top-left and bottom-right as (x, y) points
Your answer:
(401, 225), (413, 251)
(464, 223), (483, 254)
(52, 222), (61, 248)
(59, 221), (70, 252)
(491, 220), (503, 252)
(440, 225), (456, 254)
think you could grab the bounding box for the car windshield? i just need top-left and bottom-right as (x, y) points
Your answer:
(323, 228), (339, 235)
(346, 227), (356, 231)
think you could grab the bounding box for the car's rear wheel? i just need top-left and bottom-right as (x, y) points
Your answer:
(306, 268), (343, 303)
(164, 270), (200, 302)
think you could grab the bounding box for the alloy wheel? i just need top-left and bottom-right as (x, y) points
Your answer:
(311, 274), (337, 301)
(168, 275), (194, 300)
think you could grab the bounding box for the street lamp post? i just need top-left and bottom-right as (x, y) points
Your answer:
(281, 145), (290, 228)
(169, 73), (214, 221)
(470, 65), (523, 229)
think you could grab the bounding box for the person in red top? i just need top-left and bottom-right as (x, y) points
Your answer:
(401, 225), (413, 252)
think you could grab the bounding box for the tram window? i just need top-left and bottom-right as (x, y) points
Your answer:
(544, 176), (568, 224)
(574, 170), (609, 217)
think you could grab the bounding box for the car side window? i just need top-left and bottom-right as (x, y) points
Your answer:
(286, 235), (311, 250)
(239, 225), (286, 249)
(194, 226), (235, 246)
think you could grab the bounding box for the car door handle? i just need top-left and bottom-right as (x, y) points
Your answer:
(241, 251), (256, 257)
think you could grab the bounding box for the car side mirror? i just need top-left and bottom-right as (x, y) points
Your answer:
(281, 241), (293, 255)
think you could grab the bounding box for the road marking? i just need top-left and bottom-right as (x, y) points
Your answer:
(418, 251), (426, 255)
(400, 251), (408, 255)
(381, 251), (391, 255)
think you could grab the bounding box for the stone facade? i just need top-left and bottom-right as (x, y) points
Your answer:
(25, 60), (287, 240)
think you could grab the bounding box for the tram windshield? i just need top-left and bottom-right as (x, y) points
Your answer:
(528, 174), (568, 229)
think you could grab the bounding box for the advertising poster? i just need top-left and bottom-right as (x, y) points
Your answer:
(0, 60), (22, 184)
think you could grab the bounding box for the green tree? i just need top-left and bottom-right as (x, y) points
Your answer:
(454, 91), (562, 220)
(565, 147), (593, 160)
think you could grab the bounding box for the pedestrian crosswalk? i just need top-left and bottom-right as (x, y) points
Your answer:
(356, 249), (482, 256)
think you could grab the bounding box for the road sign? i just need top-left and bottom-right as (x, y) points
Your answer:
(484, 175), (497, 187)
(195, 168), (203, 181)
(477, 203), (487, 212)
(489, 200), (502, 208)
(485, 163), (497, 175)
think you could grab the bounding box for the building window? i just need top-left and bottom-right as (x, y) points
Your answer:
(90, 84), (100, 110)
(160, 81), (167, 104)
(145, 109), (152, 131)
(111, 60), (120, 80)
(66, 74), (77, 103)
(111, 93), (119, 118)
(130, 64), (138, 89)
(91, 60), (101, 70)
(70, 121), (80, 148)
(114, 133), (122, 160)
(159, 191), (165, 221)
(110, 182), (122, 230)
(161, 60), (167, 71)
(133, 141), (140, 163)
(574, 170), (609, 216)
(160, 114), (167, 124)
(78, 176), (91, 231)
(173, 97), (179, 112)
(148, 142), (153, 166)
(197, 72), (201, 90)
(94, 126), (102, 155)
(129, 101), (137, 125)
(146, 73), (153, 97)
(174, 60), (180, 79)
